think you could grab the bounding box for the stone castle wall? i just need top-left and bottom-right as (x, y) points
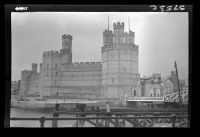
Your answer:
(39, 57), (102, 97)
(20, 21), (140, 99)
(20, 69), (39, 96)
(59, 62), (102, 97)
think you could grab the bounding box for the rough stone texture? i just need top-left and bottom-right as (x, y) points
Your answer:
(101, 22), (141, 99)
(37, 34), (102, 98)
(19, 21), (141, 99)
(20, 68), (39, 96)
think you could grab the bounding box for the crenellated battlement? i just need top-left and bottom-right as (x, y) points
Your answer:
(103, 29), (114, 46)
(21, 70), (31, 74)
(103, 29), (113, 34)
(113, 22), (124, 29)
(124, 32), (128, 36)
(72, 61), (101, 65)
(42, 50), (61, 57)
(124, 31), (135, 36)
(60, 49), (71, 54)
(42, 34), (73, 57)
(128, 31), (135, 36)
(62, 61), (102, 71)
(21, 70), (32, 80)
(62, 34), (72, 40)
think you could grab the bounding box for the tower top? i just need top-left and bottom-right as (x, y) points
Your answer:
(62, 34), (72, 39)
(62, 34), (72, 51)
(113, 22), (124, 29)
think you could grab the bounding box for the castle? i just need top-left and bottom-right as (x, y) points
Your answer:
(19, 21), (141, 99)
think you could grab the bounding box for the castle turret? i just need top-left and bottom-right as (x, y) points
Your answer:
(126, 31), (135, 45)
(113, 22), (124, 44)
(62, 34), (72, 50)
(61, 34), (72, 64)
(20, 70), (31, 96)
(32, 63), (37, 73)
(103, 30), (113, 46)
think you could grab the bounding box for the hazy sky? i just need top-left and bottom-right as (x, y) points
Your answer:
(11, 12), (188, 81)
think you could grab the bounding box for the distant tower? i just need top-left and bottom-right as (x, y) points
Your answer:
(62, 34), (72, 51)
(20, 70), (31, 96)
(60, 34), (73, 64)
(32, 63), (37, 73)
(39, 63), (43, 98)
(101, 20), (140, 99)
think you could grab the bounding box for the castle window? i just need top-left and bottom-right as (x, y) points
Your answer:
(47, 64), (49, 69)
(55, 64), (57, 69)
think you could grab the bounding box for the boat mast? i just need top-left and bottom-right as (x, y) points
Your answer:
(174, 61), (183, 116)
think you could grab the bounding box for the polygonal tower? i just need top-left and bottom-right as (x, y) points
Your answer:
(101, 21), (141, 99)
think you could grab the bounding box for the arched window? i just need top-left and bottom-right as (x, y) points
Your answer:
(55, 64), (57, 69)
(56, 72), (58, 76)
(47, 64), (49, 69)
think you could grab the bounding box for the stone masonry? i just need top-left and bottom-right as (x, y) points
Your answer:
(19, 21), (141, 99)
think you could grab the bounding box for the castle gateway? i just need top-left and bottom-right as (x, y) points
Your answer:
(20, 21), (141, 99)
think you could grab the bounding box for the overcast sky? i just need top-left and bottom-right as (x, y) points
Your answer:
(11, 12), (188, 81)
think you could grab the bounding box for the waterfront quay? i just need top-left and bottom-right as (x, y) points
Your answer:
(10, 100), (189, 127)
